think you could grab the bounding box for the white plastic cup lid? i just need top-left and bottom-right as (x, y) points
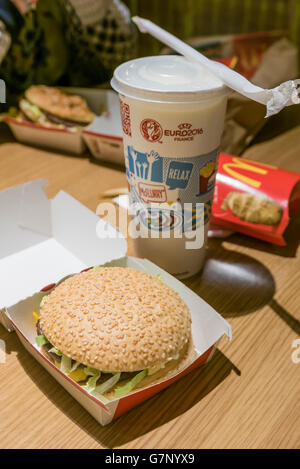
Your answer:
(111, 55), (228, 103)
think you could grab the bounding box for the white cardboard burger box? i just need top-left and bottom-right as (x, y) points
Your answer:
(5, 88), (120, 156)
(0, 180), (232, 425)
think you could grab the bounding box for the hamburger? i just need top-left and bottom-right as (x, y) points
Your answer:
(34, 267), (194, 401)
(19, 85), (95, 130)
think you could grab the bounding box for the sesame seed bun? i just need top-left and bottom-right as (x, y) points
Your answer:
(39, 267), (192, 373)
(25, 86), (95, 125)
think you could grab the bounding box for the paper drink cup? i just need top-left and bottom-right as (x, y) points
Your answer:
(112, 56), (228, 278)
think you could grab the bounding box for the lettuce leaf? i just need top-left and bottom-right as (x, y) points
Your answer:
(147, 364), (164, 376)
(114, 369), (148, 398)
(156, 273), (163, 281)
(70, 361), (81, 372)
(82, 367), (101, 393)
(21, 100), (43, 118)
(84, 366), (100, 377)
(60, 354), (72, 375)
(40, 296), (48, 308)
(92, 373), (121, 399)
(48, 347), (62, 356)
(35, 334), (49, 346)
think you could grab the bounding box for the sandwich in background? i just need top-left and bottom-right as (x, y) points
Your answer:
(16, 85), (95, 131)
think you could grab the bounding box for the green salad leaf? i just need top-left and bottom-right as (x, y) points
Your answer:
(70, 361), (81, 372)
(35, 334), (49, 346)
(48, 347), (62, 356)
(40, 296), (48, 308)
(21, 100), (42, 118)
(83, 367), (101, 393)
(84, 366), (100, 377)
(60, 354), (72, 375)
(114, 369), (148, 398)
(92, 373), (121, 399)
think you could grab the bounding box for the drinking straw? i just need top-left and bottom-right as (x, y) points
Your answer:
(132, 16), (300, 117)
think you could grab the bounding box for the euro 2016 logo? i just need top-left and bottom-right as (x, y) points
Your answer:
(140, 118), (163, 143)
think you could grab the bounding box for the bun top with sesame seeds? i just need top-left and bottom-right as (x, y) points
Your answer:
(25, 86), (95, 124)
(39, 267), (192, 372)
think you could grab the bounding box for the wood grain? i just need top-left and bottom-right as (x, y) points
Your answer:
(0, 126), (299, 449)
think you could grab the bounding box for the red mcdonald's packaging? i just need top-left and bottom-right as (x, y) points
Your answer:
(211, 154), (300, 246)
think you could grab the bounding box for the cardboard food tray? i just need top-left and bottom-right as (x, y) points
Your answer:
(0, 180), (231, 425)
(82, 91), (124, 165)
(5, 88), (119, 156)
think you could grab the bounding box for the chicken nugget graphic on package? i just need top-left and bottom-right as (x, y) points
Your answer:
(221, 192), (282, 225)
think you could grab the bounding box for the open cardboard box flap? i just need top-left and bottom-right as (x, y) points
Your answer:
(0, 179), (127, 315)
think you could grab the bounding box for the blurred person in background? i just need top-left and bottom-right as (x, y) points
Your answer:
(0, 0), (137, 108)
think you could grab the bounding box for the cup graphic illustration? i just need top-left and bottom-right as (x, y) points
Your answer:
(199, 161), (216, 194)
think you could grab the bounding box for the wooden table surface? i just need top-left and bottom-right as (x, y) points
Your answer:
(0, 125), (299, 449)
